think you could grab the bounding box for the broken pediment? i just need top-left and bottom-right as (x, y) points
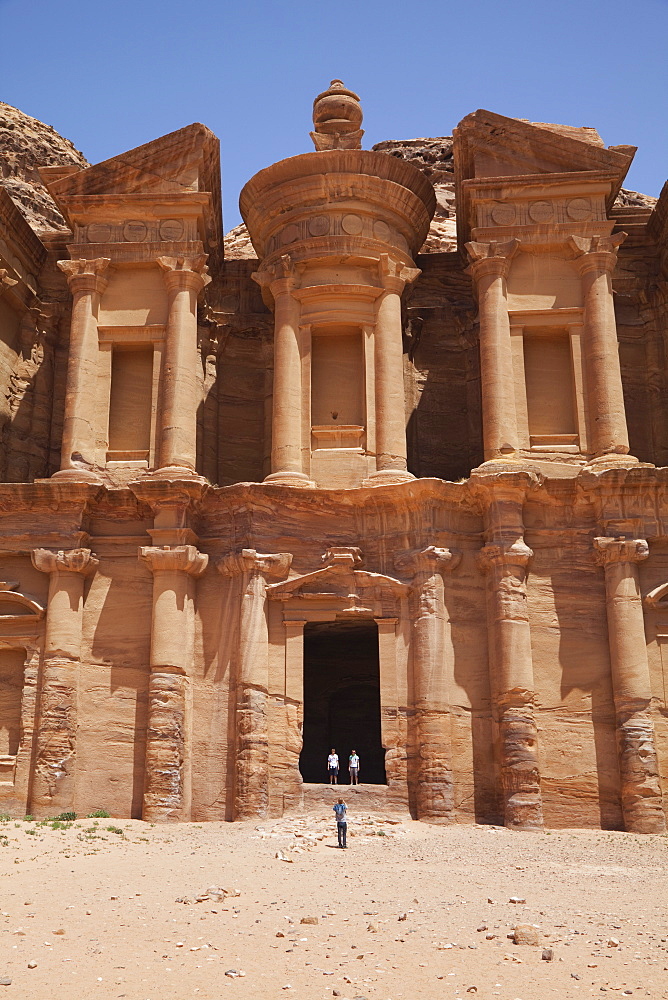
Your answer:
(41, 123), (220, 199)
(644, 581), (668, 608)
(39, 123), (222, 246)
(454, 109), (635, 184)
(0, 582), (44, 624)
(268, 547), (408, 602)
(453, 109), (635, 247)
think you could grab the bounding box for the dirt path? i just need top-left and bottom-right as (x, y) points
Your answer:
(1, 810), (667, 999)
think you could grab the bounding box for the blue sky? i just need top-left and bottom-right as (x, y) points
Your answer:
(2, 0), (667, 231)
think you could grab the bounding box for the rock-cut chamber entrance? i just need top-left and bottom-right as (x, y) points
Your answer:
(299, 619), (386, 785)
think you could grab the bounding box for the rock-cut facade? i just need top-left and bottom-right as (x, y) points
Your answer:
(0, 82), (667, 832)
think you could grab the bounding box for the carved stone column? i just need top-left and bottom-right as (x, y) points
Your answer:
(155, 255), (211, 475)
(473, 469), (544, 830)
(478, 537), (543, 830)
(465, 240), (520, 462)
(139, 543), (208, 821)
(570, 235), (630, 461)
(253, 256), (314, 487)
(55, 258), (110, 481)
(30, 547), (98, 815)
(396, 545), (460, 821)
(594, 536), (666, 833)
(218, 549), (292, 819)
(364, 254), (419, 485)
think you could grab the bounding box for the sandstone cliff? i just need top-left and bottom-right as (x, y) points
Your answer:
(0, 102), (88, 233)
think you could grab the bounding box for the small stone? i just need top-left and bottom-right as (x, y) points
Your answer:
(367, 923), (378, 932)
(333, 993), (341, 998)
(225, 969), (240, 978)
(276, 931), (285, 938)
(513, 924), (541, 946)
(487, 898), (495, 904)
(477, 924), (487, 932)
(301, 917), (318, 925)
(398, 912), (407, 921)
(466, 989), (478, 994)
(607, 938), (620, 948)
(571, 973), (581, 980)
(52, 928), (66, 935)
(0, 979), (10, 987)
(508, 897), (526, 905)
(542, 948), (554, 961)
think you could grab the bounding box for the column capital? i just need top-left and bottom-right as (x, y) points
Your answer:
(477, 539), (533, 574)
(378, 253), (420, 293)
(568, 234), (626, 275)
(395, 544), (461, 579)
(57, 257), (111, 294)
(140, 543), (208, 576)
(31, 547), (99, 576)
(252, 253), (302, 296)
(594, 536), (649, 567)
(218, 548), (292, 580)
(465, 239), (520, 279)
(157, 254), (211, 293)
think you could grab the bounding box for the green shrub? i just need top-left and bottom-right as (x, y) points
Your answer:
(51, 811), (76, 822)
(86, 808), (110, 819)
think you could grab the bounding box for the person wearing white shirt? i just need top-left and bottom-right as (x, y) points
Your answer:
(327, 749), (339, 784)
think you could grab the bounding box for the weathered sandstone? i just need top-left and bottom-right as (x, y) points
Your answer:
(0, 83), (666, 833)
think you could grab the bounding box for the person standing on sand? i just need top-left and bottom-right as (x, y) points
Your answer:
(333, 797), (347, 847)
(348, 750), (360, 785)
(327, 748), (339, 784)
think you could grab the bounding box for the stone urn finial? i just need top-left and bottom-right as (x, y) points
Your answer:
(310, 79), (364, 151)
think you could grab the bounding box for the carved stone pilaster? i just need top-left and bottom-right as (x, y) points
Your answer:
(30, 547), (98, 816)
(54, 258), (111, 481)
(465, 240), (521, 461)
(567, 233), (632, 462)
(478, 539), (543, 831)
(594, 536), (665, 833)
(218, 549), (292, 819)
(153, 256), (210, 476)
(140, 543), (207, 822)
(252, 254), (314, 487)
(396, 546), (461, 822)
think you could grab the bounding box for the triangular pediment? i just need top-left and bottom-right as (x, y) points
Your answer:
(41, 123), (220, 200)
(268, 564), (408, 599)
(454, 109), (635, 183)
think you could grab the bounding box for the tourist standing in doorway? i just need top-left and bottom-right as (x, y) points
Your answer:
(349, 750), (360, 785)
(327, 749), (339, 784)
(333, 798), (347, 847)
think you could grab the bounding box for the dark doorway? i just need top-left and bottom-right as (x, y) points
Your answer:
(300, 619), (386, 784)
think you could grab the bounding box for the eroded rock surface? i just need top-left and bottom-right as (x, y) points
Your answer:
(0, 102), (88, 233)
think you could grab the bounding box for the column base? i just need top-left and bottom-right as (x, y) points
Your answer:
(263, 471), (316, 488)
(583, 452), (653, 472)
(362, 468), (415, 487)
(150, 465), (206, 482)
(471, 457), (543, 477)
(50, 466), (104, 484)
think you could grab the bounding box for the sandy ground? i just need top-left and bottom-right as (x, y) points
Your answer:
(1, 805), (667, 1000)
